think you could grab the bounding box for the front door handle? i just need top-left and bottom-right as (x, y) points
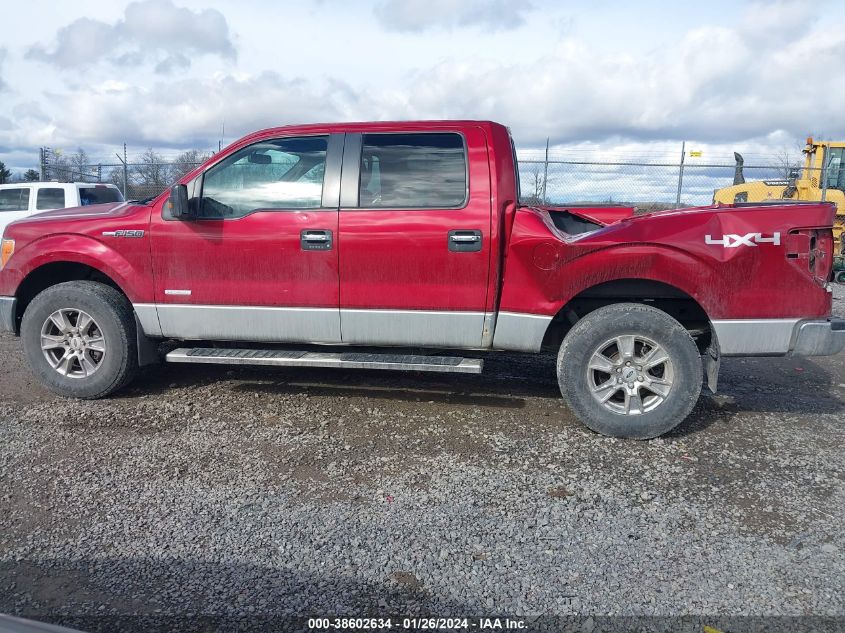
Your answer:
(301, 229), (333, 251)
(448, 230), (482, 252)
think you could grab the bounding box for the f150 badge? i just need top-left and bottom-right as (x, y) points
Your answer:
(705, 232), (780, 248)
(102, 230), (145, 238)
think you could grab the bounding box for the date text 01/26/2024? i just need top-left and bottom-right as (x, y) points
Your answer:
(307, 617), (527, 630)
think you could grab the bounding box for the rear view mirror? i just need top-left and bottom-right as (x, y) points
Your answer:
(166, 184), (192, 220)
(248, 152), (271, 165)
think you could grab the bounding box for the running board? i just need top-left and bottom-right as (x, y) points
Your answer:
(165, 348), (483, 374)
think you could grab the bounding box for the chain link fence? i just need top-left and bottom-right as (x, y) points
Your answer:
(37, 146), (839, 210)
(38, 147), (208, 201)
(517, 152), (835, 209)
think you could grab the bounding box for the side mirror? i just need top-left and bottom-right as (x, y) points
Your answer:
(166, 184), (192, 220)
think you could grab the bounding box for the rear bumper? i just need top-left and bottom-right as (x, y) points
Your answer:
(791, 318), (845, 356)
(0, 296), (16, 334)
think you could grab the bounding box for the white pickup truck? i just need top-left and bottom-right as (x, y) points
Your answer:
(0, 182), (124, 236)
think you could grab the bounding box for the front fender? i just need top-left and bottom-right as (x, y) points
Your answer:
(1, 233), (153, 302)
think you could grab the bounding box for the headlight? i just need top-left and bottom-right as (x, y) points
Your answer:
(0, 239), (14, 270)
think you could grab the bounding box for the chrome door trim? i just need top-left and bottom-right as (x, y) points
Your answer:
(137, 304), (341, 344)
(340, 308), (486, 348)
(133, 304), (557, 352)
(492, 311), (554, 352)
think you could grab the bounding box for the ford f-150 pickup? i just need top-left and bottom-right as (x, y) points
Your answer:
(1, 120), (843, 438)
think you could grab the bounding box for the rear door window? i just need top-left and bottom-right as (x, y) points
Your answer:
(36, 188), (66, 210)
(79, 186), (124, 205)
(0, 188), (31, 212)
(358, 133), (467, 208)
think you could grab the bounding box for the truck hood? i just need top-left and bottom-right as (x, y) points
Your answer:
(24, 201), (128, 222)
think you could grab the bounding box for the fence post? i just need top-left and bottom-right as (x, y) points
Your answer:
(123, 144), (128, 199)
(542, 137), (550, 205)
(115, 145), (129, 199)
(675, 141), (686, 207)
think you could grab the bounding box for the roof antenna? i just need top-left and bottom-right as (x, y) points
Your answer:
(218, 118), (225, 152)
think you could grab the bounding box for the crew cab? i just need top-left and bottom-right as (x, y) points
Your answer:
(1, 121), (843, 438)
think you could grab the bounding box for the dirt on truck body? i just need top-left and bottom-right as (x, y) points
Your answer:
(0, 120), (843, 439)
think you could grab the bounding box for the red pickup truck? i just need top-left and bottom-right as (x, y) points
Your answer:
(1, 120), (843, 438)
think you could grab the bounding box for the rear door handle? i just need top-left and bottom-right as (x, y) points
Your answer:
(300, 229), (333, 251)
(448, 230), (482, 252)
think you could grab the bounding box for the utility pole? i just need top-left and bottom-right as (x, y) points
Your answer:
(39, 147), (49, 181)
(542, 137), (550, 205)
(675, 141), (686, 207)
(115, 144), (128, 199)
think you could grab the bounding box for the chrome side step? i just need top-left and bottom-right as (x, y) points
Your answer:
(165, 348), (483, 374)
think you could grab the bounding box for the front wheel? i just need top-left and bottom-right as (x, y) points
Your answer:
(836, 270), (845, 284)
(557, 303), (702, 439)
(21, 281), (139, 399)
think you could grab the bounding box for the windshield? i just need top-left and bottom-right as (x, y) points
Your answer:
(826, 147), (845, 191)
(79, 186), (124, 205)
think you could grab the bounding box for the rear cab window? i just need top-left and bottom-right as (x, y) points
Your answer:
(0, 188), (31, 212)
(36, 188), (66, 210)
(358, 133), (467, 208)
(79, 186), (124, 205)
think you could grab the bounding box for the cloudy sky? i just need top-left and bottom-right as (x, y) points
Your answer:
(1, 0), (844, 174)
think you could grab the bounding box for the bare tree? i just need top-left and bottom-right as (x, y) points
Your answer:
(521, 161), (545, 205)
(774, 144), (802, 179)
(169, 149), (211, 181)
(108, 166), (127, 194)
(133, 148), (170, 189)
(47, 150), (70, 181)
(67, 148), (94, 181)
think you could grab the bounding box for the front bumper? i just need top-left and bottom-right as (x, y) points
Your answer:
(791, 318), (845, 356)
(0, 296), (16, 334)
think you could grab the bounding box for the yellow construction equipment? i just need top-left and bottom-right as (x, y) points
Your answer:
(713, 137), (845, 253)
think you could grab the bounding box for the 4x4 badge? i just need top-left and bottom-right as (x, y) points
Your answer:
(705, 232), (780, 248)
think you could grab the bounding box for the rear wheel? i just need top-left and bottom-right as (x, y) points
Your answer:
(557, 303), (702, 439)
(21, 281), (138, 399)
(836, 270), (845, 284)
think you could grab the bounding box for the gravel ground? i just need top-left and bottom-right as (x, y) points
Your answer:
(1, 286), (844, 631)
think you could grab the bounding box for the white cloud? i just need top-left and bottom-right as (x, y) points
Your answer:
(374, 0), (534, 32)
(0, 49), (7, 92)
(369, 0), (839, 145)
(13, 72), (368, 150)
(26, 0), (235, 72)
(2, 0), (844, 176)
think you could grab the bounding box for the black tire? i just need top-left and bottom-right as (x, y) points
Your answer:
(21, 281), (138, 399)
(557, 303), (702, 439)
(836, 270), (845, 284)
